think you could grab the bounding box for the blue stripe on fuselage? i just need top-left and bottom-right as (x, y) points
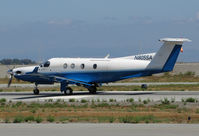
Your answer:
(14, 69), (162, 84)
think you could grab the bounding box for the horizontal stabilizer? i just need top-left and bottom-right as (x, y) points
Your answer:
(159, 38), (191, 43)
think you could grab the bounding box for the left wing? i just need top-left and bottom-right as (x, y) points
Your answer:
(28, 66), (93, 86)
(53, 76), (92, 86)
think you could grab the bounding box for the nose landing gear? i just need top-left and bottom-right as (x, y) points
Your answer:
(33, 83), (39, 95)
(33, 88), (39, 95)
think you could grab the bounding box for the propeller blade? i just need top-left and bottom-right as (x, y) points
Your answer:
(7, 66), (15, 88)
(8, 74), (13, 87)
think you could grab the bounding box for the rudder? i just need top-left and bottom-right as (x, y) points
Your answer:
(147, 38), (191, 72)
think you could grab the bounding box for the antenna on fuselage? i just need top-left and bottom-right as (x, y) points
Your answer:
(139, 41), (143, 54)
(104, 54), (110, 59)
(37, 44), (45, 64)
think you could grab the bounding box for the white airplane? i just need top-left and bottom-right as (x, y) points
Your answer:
(7, 38), (191, 95)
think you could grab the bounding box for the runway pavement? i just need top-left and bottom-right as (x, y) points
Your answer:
(0, 82), (199, 88)
(0, 91), (199, 102)
(0, 123), (199, 136)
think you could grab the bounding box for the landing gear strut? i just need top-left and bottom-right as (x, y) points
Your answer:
(60, 81), (73, 95)
(33, 84), (39, 95)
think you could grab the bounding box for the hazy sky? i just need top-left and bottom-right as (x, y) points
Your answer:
(0, 0), (199, 62)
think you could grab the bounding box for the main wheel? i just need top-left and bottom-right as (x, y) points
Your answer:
(88, 86), (97, 94)
(64, 87), (73, 95)
(33, 88), (39, 95)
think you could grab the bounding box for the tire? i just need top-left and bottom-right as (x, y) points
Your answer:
(64, 87), (73, 95)
(33, 89), (39, 95)
(88, 86), (97, 94)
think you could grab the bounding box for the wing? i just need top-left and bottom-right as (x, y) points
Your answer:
(53, 76), (92, 86)
(27, 66), (93, 86)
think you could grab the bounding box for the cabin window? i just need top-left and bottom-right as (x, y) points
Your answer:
(93, 64), (97, 69)
(80, 64), (85, 69)
(71, 63), (75, 69)
(43, 61), (50, 67)
(63, 63), (67, 69)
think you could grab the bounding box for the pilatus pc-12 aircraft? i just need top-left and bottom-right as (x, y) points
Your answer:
(7, 38), (190, 95)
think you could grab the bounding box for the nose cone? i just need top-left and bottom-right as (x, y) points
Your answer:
(14, 66), (37, 75)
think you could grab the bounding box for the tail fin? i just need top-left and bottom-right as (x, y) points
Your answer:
(147, 38), (191, 72)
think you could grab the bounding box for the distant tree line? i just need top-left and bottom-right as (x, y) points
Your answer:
(0, 58), (37, 65)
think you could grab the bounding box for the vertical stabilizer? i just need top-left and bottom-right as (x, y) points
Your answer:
(147, 38), (191, 72)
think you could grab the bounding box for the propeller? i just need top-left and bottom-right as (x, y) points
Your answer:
(7, 66), (15, 88)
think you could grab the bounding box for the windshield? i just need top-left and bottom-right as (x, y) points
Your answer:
(44, 61), (50, 67)
(40, 61), (50, 67)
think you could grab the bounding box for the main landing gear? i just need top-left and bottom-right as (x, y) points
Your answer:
(63, 87), (73, 95)
(32, 83), (73, 95)
(60, 82), (73, 95)
(33, 83), (39, 95)
(32, 82), (98, 95)
(87, 86), (97, 94)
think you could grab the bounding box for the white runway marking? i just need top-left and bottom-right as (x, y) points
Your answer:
(40, 95), (89, 101)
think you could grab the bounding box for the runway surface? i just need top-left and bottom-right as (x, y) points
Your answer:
(0, 123), (199, 136)
(0, 82), (199, 88)
(0, 91), (199, 102)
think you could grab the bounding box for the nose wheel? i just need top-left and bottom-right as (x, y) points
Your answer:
(64, 87), (73, 95)
(33, 83), (39, 95)
(33, 88), (39, 95)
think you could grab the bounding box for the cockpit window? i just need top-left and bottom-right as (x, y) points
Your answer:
(43, 61), (50, 67)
